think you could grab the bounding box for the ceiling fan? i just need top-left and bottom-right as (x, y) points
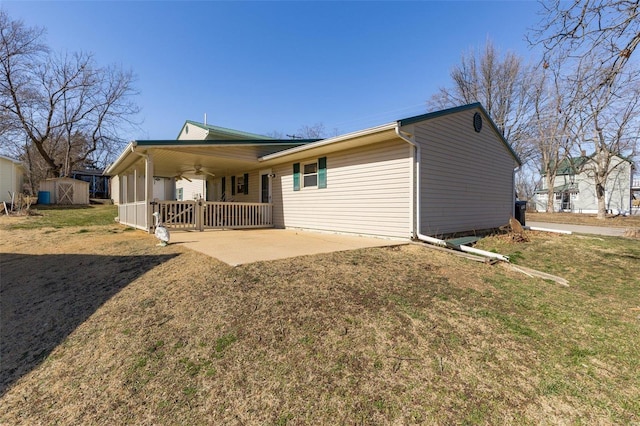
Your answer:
(175, 165), (215, 181)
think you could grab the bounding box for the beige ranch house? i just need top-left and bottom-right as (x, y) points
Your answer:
(105, 103), (521, 239)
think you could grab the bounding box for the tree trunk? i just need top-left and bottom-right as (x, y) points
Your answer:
(596, 182), (606, 219)
(545, 173), (555, 213)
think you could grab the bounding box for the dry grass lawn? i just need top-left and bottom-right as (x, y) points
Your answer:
(1, 206), (639, 424)
(528, 211), (640, 228)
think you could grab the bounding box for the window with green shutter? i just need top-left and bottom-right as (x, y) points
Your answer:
(231, 176), (236, 195)
(295, 158), (327, 190)
(303, 162), (317, 187)
(318, 157), (327, 189)
(293, 163), (300, 191)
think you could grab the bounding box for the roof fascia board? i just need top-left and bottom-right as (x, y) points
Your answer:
(0, 154), (23, 164)
(136, 139), (318, 147)
(104, 141), (136, 175)
(399, 102), (522, 166)
(259, 122), (397, 162)
(104, 140), (317, 176)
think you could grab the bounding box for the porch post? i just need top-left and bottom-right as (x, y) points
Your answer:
(133, 168), (138, 204)
(145, 153), (154, 232)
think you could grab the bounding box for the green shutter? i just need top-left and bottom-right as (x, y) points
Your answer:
(318, 157), (327, 189)
(244, 173), (249, 195)
(293, 163), (300, 191)
(231, 176), (236, 195)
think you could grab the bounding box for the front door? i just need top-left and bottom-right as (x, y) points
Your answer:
(260, 169), (272, 203)
(561, 192), (571, 211)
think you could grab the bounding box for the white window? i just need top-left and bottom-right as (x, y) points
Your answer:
(236, 176), (245, 194)
(176, 188), (183, 201)
(303, 162), (318, 188)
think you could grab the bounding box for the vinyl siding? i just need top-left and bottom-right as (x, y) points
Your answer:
(175, 178), (206, 200)
(0, 157), (23, 203)
(177, 124), (208, 140)
(273, 139), (412, 239)
(208, 172), (260, 203)
(111, 176), (120, 204)
(413, 109), (516, 235)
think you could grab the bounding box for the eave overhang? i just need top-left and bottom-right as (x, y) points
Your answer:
(104, 139), (317, 177)
(258, 123), (398, 164)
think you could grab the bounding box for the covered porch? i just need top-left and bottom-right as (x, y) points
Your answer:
(106, 139), (305, 232)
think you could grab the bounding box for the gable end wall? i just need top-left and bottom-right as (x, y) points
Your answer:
(413, 110), (516, 235)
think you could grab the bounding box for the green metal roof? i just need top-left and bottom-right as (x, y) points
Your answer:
(554, 156), (591, 175)
(547, 152), (633, 176)
(398, 103), (522, 166)
(535, 183), (579, 194)
(179, 120), (276, 140)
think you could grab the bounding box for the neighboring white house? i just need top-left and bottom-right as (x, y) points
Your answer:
(0, 155), (25, 204)
(533, 153), (633, 214)
(105, 103), (521, 239)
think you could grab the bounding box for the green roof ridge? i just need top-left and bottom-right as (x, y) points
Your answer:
(181, 120), (275, 140)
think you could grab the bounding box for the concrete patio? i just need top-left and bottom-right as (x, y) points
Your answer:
(169, 228), (407, 266)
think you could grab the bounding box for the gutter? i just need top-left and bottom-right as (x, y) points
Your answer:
(104, 141), (137, 175)
(394, 124), (510, 263)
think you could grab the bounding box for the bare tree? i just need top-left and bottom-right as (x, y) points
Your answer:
(531, 0), (640, 93)
(0, 10), (139, 191)
(530, 56), (584, 213)
(429, 40), (538, 164)
(578, 73), (640, 217)
(269, 122), (336, 140)
(297, 122), (327, 139)
(531, 1), (640, 218)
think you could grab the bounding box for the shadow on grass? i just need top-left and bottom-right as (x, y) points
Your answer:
(0, 252), (179, 396)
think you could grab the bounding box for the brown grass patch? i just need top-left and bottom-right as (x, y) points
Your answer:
(1, 214), (639, 425)
(528, 211), (640, 228)
(623, 228), (640, 239)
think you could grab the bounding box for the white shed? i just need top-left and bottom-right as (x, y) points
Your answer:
(0, 155), (25, 203)
(38, 177), (90, 205)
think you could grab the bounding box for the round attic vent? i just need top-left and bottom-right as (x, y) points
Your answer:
(185, 125), (189, 134)
(473, 112), (482, 133)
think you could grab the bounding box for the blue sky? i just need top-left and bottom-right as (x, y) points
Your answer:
(4, 1), (544, 141)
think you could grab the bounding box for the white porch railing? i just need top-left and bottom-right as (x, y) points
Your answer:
(118, 201), (147, 230)
(202, 202), (273, 229)
(152, 200), (273, 231)
(118, 200), (273, 231)
(156, 200), (198, 230)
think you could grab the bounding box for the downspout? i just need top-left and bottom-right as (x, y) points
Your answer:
(395, 124), (509, 262)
